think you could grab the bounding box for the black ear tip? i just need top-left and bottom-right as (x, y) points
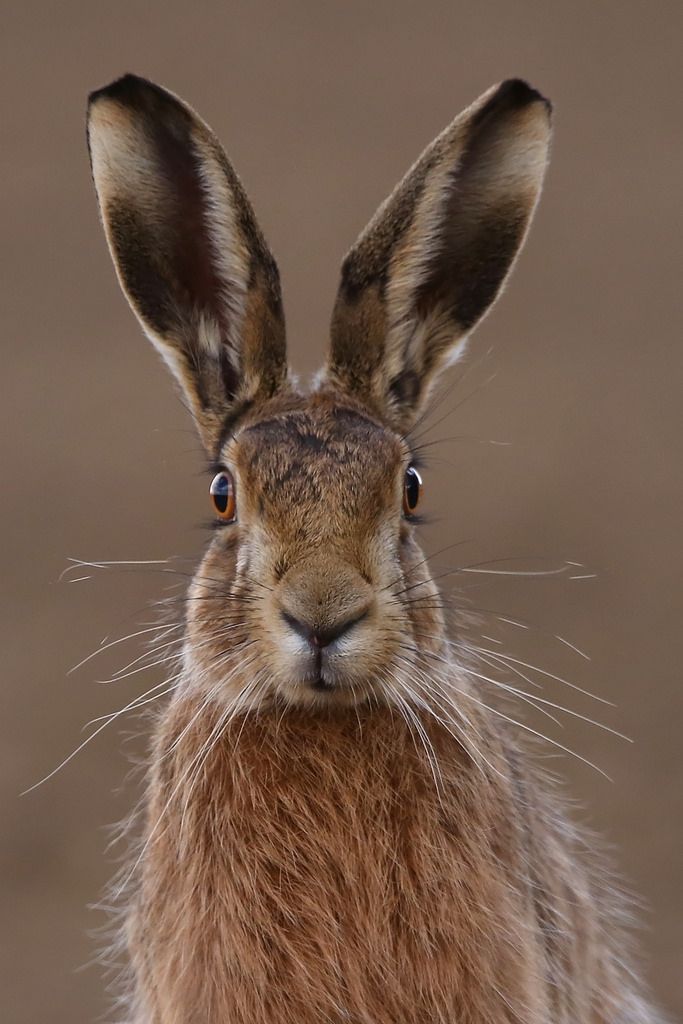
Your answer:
(497, 78), (553, 116)
(87, 73), (163, 111)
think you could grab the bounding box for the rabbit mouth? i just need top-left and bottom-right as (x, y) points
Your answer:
(275, 640), (393, 706)
(300, 647), (335, 692)
(297, 654), (351, 695)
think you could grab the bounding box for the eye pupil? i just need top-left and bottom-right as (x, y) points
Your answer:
(210, 471), (236, 521)
(403, 466), (422, 516)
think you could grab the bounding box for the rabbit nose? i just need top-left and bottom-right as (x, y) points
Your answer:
(280, 607), (370, 649)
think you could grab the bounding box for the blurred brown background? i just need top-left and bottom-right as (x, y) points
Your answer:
(2, 2), (681, 1021)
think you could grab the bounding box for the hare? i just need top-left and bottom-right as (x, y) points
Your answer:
(87, 74), (664, 1023)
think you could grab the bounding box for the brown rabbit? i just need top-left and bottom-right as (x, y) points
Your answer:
(87, 74), (665, 1023)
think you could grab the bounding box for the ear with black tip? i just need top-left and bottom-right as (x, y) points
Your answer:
(324, 79), (552, 432)
(87, 74), (288, 451)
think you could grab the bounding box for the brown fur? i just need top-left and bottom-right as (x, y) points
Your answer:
(87, 75), (664, 1022)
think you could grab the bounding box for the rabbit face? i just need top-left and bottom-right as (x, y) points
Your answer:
(88, 75), (550, 710)
(183, 392), (440, 709)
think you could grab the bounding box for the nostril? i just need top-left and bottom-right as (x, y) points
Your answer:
(280, 607), (370, 649)
(280, 610), (313, 644)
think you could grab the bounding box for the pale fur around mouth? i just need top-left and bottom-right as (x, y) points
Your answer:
(272, 648), (401, 708)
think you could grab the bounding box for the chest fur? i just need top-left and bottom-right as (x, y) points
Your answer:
(130, 704), (543, 1023)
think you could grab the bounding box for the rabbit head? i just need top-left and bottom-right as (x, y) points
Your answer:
(88, 75), (551, 710)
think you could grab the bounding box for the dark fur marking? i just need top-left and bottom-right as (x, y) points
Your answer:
(273, 460), (305, 487)
(330, 406), (386, 433)
(215, 398), (256, 459)
(339, 258), (390, 305)
(469, 79), (551, 133)
(416, 191), (527, 334)
(272, 555), (289, 581)
(298, 432), (326, 454)
(242, 409), (386, 450)
(217, 348), (241, 407)
(388, 371), (420, 408)
(107, 201), (176, 337)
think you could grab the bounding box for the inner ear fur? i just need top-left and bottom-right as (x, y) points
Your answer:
(324, 79), (552, 433)
(87, 74), (288, 451)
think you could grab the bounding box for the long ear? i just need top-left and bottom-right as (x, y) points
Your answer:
(87, 74), (287, 451)
(325, 79), (551, 433)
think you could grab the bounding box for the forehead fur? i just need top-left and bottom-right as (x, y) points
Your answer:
(229, 393), (404, 534)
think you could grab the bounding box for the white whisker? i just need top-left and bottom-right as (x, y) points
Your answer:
(68, 623), (181, 675)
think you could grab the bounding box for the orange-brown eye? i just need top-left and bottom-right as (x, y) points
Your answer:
(210, 470), (236, 521)
(403, 466), (422, 517)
